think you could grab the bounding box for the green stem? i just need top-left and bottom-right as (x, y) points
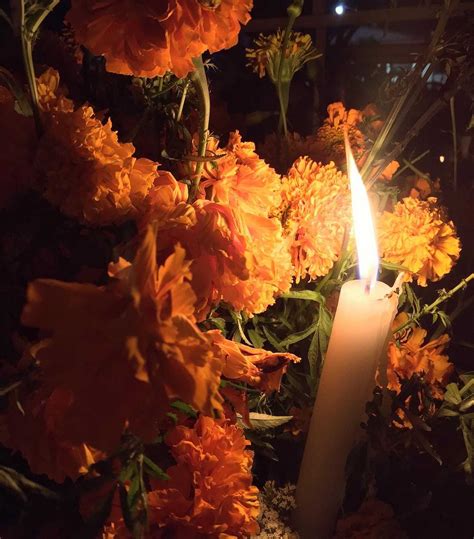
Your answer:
(360, 0), (457, 180)
(450, 96), (458, 191)
(394, 273), (474, 335)
(19, 0), (41, 136)
(177, 80), (190, 122)
(402, 158), (430, 179)
(392, 149), (430, 180)
(275, 0), (304, 136)
(188, 57), (210, 202)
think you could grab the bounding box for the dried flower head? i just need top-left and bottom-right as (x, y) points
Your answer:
(378, 197), (461, 286)
(312, 102), (366, 167)
(246, 29), (320, 82)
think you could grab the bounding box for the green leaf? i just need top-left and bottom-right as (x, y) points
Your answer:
(143, 456), (169, 481)
(248, 328), (265, 349)
(230, 310), (252, 346)
(281, 290), (324, 303)
(308, 306), (332, 386)
(210, 317), (226, 332)
(279, 321), (318, 348)
(170, 400), (198, 418)
(380, 260), (411, 272)
(240, 412), (293, 430)
(262, 326), (285, 352)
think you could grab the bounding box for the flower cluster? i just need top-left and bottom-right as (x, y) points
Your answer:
(104, 416), (260, 538)
(378, 197), (461, 286)
(67, 0), (253, 78)
(2, 227), (224, 479)
(279, 157), (352, 281)
(143, 132), (293, 318)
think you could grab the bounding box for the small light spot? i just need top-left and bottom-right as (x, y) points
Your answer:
(439, 155), (445, 163)
(335, 4), (345, 15)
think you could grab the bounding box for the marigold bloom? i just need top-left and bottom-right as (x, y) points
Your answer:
(67, 0), (252, 78)
(387, 313), (453, 399)
(144, 172), (293, 318)
(1, 385), (105, 483)
(334, 499), (406, 539)
(378, 197), (461, 286)
(246, 29), (320, 82)
(280, 157), (351, 281)
(35, 105), (157, 225)
(37, 67), (74, 113)
(200, 131), (282, 216)
(312, 102), (366, 167)
(18, 227), (223, 467)
(103, 416), (258, 538)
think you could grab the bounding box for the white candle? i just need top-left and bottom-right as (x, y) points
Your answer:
(295, 133), (398, 538)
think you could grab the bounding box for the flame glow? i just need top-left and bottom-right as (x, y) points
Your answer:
(344, 131), (379, 292)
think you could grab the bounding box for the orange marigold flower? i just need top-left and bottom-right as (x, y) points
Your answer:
(280, 157), (351, 281)
(334, 499), (406, 539)
(67, 0), (252, 78)
(200, 131), (282, 216)
(144, 172), (293, 318)
(1, 385), (106, 483)
(313, 102), (367, 167)
(35, 104), (157, 225)
(387, 313), (453, 399)
(378, 197), (461, 286)
(19, 226), (223, 466)
(37, 67), (74, 113)
(104, 416), (259, 538)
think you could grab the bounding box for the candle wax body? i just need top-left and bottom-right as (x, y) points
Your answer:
(295, 280), (396, 539)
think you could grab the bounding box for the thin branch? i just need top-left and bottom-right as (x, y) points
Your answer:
(394, 273), (474, 335)
(450, 95), (458, 191)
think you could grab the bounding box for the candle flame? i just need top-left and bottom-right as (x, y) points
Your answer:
(344, 131), (379, 292)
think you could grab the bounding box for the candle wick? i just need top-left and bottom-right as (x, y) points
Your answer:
(364, 279), (371, 295)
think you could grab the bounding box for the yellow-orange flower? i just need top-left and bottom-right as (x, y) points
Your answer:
(67, 0), (252, 78)
(280, 157), (351, 281)
(37, 67), (74, 113)
(144, 171), (293, 318)
(200, 131), (282, 216)
(35, 104), (157, 225)
(16, 226), (223, 472)
(387, 313), (453, 399)
(378, 197), (461, 286)
(104, 416), (259, 538)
